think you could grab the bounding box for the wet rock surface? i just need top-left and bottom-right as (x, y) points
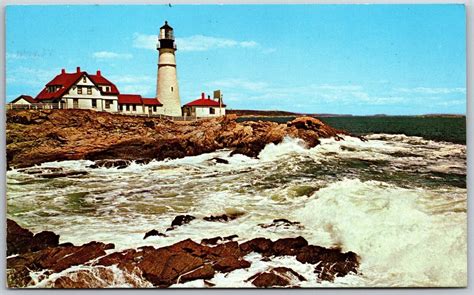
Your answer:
(7, 219), (59, 255)
(258, 218), (304, 229)
(247, 267), (307, 288)
(6, 219), (360, 288)
(7, 110), (347, 168)
(169, 215), (196, 229)
(143, 229), (167, 239)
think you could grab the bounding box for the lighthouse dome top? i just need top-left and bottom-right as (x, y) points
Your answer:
(159, 21), (174, 40)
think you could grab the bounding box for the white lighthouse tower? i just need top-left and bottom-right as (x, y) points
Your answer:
(156, 21), (182, 116)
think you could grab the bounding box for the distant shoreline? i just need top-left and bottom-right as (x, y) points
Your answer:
(227, 110), (465, 118)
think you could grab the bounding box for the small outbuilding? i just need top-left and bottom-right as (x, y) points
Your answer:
(182, 92), (226, 118)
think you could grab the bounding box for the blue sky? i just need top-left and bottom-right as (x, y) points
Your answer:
(6, 4), (466, 115)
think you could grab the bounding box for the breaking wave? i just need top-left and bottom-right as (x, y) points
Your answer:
(6, 134), (467, 287)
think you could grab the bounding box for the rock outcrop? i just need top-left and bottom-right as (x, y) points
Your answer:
(7, 219), (360, 288)
(6, 109), (347, 168)
(247, 267), (307, 288)
(7, 219), (60, 255)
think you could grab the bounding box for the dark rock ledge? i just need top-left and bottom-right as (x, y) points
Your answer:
(7, 219), (359, 288)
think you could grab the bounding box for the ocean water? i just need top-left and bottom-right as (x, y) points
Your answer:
(6, 132), (467, 287)
(237, 116), (467, 144)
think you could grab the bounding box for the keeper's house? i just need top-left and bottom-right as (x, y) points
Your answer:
(12, 67), (164, 115)
(35, 67), (121, 112)
(182, 92), (226, 118)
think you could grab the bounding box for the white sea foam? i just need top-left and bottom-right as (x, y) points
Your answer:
(6, 133), (467, 288)
(294, 178), (467, 287)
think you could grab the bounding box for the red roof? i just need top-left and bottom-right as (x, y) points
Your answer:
(118, 94), (142, 104)
(36, 68), (120, 101)
(11, 95), (36, 104)
(89, 74), (119, 95)
(142, 98), (163, 106)
(118, 95), (163, 106)
(37, 72), (83, 100)
(184, 98), (226, 107)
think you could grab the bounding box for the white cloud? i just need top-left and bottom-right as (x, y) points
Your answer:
(6, 52), (42, 60)
(7, 66), (59, 87)
(132, 33), (157, 50)
(395, 87), (466, 95)
(203, 79), (454, 109)
(177, 35), (259, 51)
(92, 51), (133, 59)
(435, 100), (466, 107)
(132, 33), (260, 52)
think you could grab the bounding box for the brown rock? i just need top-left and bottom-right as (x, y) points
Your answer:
(143, 229), (167, 239)
(7, 219), (60, 255)
(250, 272), (290, 288)
(7, 241), (115, 287)
(7, 109), (347, 169)
(249, 267), (306, 288)
(201, 236), (223, 246)
(272, 236), (308, 256)
(240, 238), (273, 255)
(213, 256), (251, 273)
(170, 215), (196, 228)
(137, 247), (205, 287)
(7, 219), (34, 255)
(30, 231), (60, 252)
(180, 264), (215, 284)
(296, 245), (359, 281)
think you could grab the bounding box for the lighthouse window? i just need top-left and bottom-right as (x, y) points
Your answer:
(171, 87), (173, 92)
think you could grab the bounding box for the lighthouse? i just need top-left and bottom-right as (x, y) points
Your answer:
(156, 21), (182, 116)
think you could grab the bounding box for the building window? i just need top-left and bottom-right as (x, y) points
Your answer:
(132, 105), (136, 111)
(171, 86), (173, 92)
(82, 76), (86, 83)
(87, 87), (92, 95)
(126, 105), (130, 111)
(78, 87), (83, 94)
(105, 100), (112, 109)
(210, 108), (215, 114)
(73, 98), (79, 108)
(153, 106), (157, 112)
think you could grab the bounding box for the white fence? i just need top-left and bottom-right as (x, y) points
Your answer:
(7, 103), (62, 110)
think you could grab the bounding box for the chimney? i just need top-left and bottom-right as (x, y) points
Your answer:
(96, 70), (101, 76)
(201, 92), (205, 99)
(61, 68), (65, 74)
(207, 95), (211, 100)
(76, 66), (81, 73)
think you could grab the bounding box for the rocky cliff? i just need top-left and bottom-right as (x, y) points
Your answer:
(6, 109), (348, 168)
